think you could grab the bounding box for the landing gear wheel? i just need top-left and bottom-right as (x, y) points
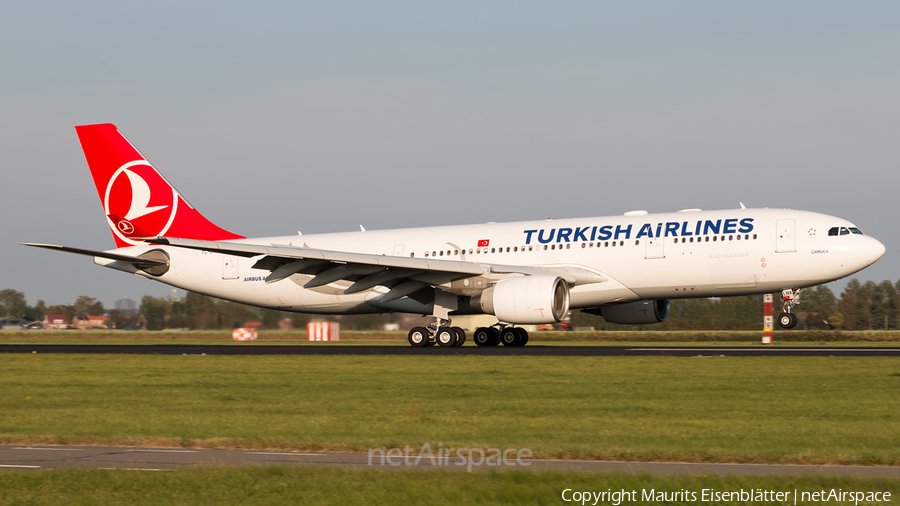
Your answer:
(513, 328), (529, 346)
(473, 327), (499, 346)
(500, 328), (519, 346)
(778, 312), (798, 329)
(436, 326), (457, 347)
(408, 327), (429, 347)
(452, 327), (466, 347)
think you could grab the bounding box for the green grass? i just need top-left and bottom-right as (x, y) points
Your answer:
(3, 329), (900, 346)
(0, 467), (897, 506)
(1, 354), (899, 465)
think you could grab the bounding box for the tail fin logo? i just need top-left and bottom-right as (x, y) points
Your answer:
(104, 160), (178, 245)
(117, 221), (135, 234)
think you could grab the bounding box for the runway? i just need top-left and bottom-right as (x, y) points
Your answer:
(1, 445), (897, 477)
(1, 344), (899, 357)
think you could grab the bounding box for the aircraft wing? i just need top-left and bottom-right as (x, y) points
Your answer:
(150, 237), (606, 302)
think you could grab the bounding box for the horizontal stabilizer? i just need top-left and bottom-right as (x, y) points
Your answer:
(20, 243), (168, 268)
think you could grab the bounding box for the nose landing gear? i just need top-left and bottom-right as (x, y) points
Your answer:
(778, 288), (801, 329)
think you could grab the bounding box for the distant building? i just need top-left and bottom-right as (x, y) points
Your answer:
(72, 315), (110, 330)
(114, 298), (138, 314)
(43, 314), (68, 330)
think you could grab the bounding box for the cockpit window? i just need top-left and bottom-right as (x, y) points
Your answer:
(829, 226), (864, 236)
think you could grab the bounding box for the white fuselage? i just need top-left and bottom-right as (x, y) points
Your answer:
(97, 208), (885, 316)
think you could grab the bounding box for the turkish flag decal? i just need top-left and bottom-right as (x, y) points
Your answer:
(477, 239), (490, 247)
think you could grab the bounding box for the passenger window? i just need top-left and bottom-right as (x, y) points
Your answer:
(410, 253), (415, 257)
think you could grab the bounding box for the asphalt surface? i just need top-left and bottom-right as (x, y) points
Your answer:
(2, 445), (898, 477)
(1, 344), (899, 356)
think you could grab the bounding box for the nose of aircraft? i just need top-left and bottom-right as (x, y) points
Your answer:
(866, 236), (887, 266)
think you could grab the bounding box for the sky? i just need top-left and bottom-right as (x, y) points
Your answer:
(1, 2), (898, 308)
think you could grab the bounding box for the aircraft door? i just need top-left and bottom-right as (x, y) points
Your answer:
(775, 219), (796, 253)
(223, 255), (239, 279)
(645, 237), (665, 259)
(393, 244), (405, 256)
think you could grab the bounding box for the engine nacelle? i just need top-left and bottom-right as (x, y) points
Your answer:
(593, 299), (670, 324)
(475, 275), (569, 324)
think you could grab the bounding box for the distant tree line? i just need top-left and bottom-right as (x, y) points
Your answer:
(3, 277), (900, 331)
(572, 280), (899, 331)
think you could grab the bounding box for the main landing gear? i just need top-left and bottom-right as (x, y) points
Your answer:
(473, 324), (529, 347)
(407, 318), (467, 347)
(778, 288), (801, 329)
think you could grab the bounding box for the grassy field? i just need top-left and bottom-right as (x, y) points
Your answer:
(0, 467), (897, 506)
(3, 329), (900, 346)
(1, 354), (898, 466)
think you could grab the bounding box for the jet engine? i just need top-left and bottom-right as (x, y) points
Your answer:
(590, 299), (670, 324)
(474, 275), (569, 324)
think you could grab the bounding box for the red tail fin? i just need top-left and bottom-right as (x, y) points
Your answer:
(75, 123), (244, 248)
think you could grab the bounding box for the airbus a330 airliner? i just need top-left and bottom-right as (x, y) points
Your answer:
(24, 124), (885, 347)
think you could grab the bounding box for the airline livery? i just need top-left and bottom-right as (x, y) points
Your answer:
(24, 124), (886, 346)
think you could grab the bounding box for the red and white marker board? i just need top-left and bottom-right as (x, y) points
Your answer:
(307, 321), (340, 341)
